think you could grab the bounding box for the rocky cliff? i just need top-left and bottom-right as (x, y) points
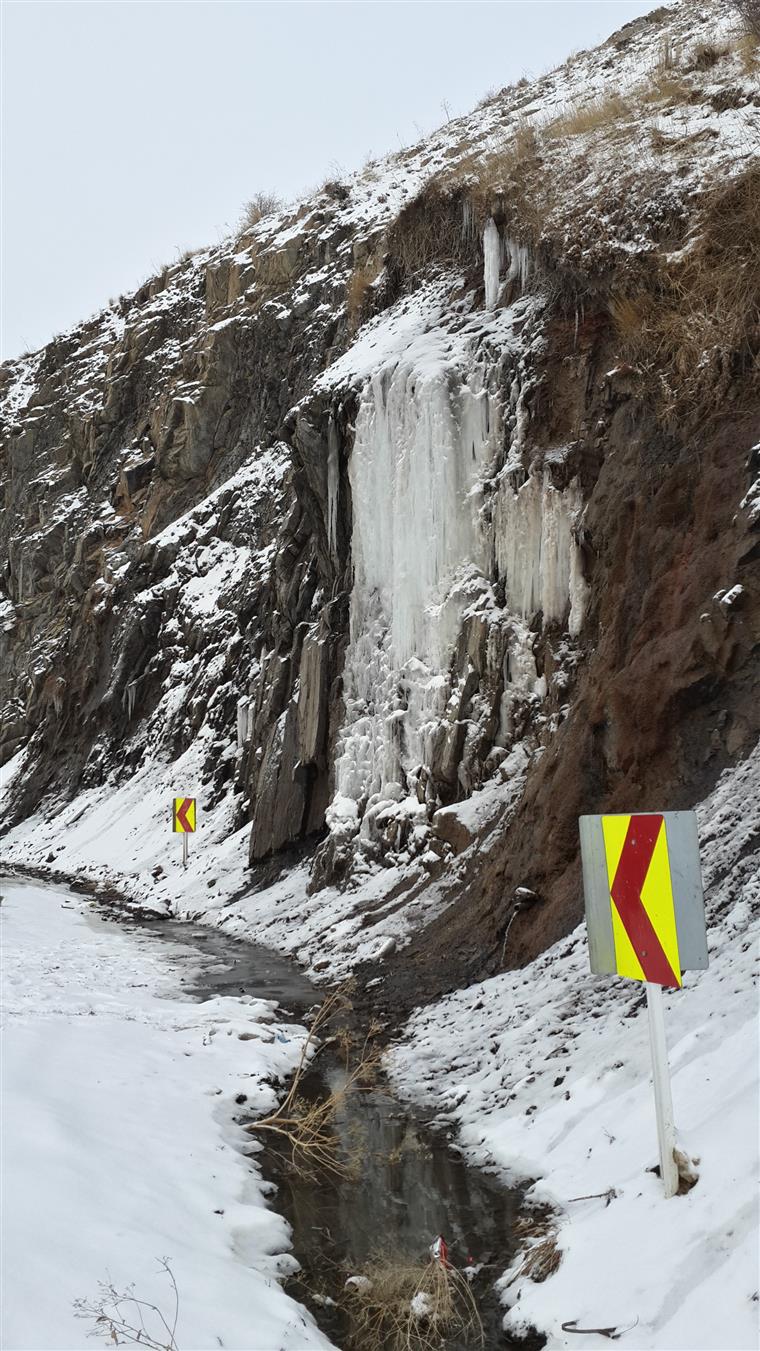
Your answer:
(2, 0), (758, 1004)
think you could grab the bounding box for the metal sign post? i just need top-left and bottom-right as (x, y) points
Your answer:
(172, 796), (196, 868)
(579, 810), (708, 1198)
(645, 981), (679, 1198)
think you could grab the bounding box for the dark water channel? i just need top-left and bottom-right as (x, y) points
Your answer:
(114, 914), (543, 1351)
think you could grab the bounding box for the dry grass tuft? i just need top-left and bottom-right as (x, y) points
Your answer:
(515, 1235), (562, 1283)
(642, 69), (691, 104)
(346, 255), (384, 330)
(543, 93), (631, 140)
(690, 40), (728, 70)
(511, 1207), (562, 1284)
(386, 180), (474, 282)
(248, 984), (381, 1179)
(610, 164), (760, 408)
(735, 28), (760, 71)
(512, 117), (540, 161)
(344, 1256), (484, 1351)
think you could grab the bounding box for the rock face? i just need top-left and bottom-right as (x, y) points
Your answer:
(1, 0), (759, 999)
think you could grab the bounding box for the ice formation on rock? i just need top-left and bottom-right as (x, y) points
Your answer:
(492, 472), (587, 634)
(483, 219), (501, 311)
(327, 413), (339, 554)
(504, 237), (532, 292)
(329, 331), (589, 842)
(333, 357), (498, 814)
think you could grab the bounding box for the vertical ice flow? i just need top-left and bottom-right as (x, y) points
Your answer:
(493, 473), (586, 633)
(483, 219), (501, 311)
(329, 330), (587, 832)
(333, 360), (497, 810)
(327, 414), (339, 554)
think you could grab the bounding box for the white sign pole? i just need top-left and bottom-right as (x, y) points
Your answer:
(645, 981), (679, 1198)
(182, 833), (188, 870)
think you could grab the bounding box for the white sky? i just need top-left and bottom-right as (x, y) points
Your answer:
(1, 0), (662, 360)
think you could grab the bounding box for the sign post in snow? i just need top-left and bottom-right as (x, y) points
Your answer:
(173, 796), (196, 869)
(579, 811), (708, 1197)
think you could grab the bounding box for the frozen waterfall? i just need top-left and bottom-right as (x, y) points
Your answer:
(333, 360), (497, 811)
(327, 324), (587, 838)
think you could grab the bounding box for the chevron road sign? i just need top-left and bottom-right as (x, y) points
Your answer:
(172, 796), (196, 868)
(579, 810), (708, 1198)
(173, 797), (196, 833)
(579, 811), (708, 988)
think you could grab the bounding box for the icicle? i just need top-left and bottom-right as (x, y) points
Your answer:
(327, 414), (339, 555)
(483, 219), (501, 311)
(492, 471), (587, 630)
(505, 237), (531, 292)
(124, 680), (137, 720)
(237, 696), (250, 749)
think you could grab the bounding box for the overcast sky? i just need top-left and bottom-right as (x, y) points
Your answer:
(2, 0), (661, 361)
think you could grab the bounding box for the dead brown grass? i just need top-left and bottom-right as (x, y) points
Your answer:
(386, 180), (474, 282)
(542, 93), (631, 140)
(642, 69), (691, 104)
(610, 164), (760, 407)
(736, 29), (760, 72)
(344, 1256), (484, 1351)
(248, 985), (381, 1179)
(511, 1207), (562, 1284)
(689, 41), (728, 70)
(346, 255), (383, 330)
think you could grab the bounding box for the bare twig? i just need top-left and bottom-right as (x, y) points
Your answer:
(74, 1258), (180, 1349)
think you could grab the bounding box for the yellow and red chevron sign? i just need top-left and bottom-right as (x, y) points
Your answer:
(579, 811), (708, 988)
(173, 796), (196, 833)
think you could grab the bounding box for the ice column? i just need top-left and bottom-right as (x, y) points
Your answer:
(483, 219), (501, 311)
(493, 472), (587, 633)
(505, 237), (531, 292)
(327, 414), (339, 554)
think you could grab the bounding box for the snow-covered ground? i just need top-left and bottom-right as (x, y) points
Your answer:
(391, 746), (760, 1351)
(0, 739), (528, 981)
(2, 718), (758, 1351)
(0, 878), (333, 1351)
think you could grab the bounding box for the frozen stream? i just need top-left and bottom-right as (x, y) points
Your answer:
(1, 877), (538, 1351)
